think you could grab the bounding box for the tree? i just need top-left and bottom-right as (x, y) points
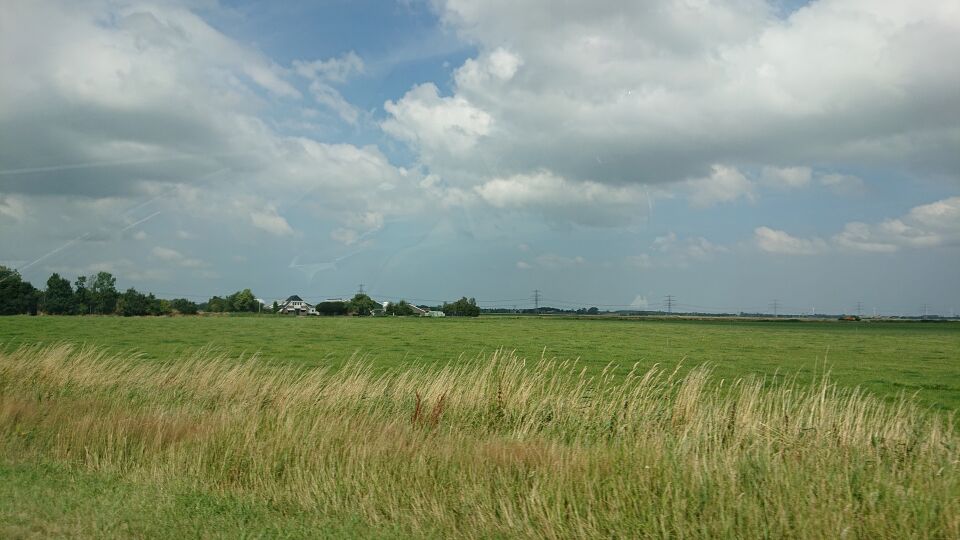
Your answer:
(230, 289), (259, 312)
(170, 298), (199, 315)
(41, 273), (76, 314)
(0, 266), (39, 315)
(74, 275), (92, 314)
(317, 301), (349, 316)
(271, 301), (279, 314)
(89, 272), (118, 314)
(587, 307), (599, 315)
(442, 297), (480, 317)
(117, 288), (150, 316)
(206, 296), (227, 313)
(348, 293), (379, 316)
(146, 294), (171, 316)
(386, 299), (415, 316)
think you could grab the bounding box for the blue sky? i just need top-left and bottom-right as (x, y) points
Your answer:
(1, 0), (958, 315)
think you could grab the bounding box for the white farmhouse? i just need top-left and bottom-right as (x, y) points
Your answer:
(277, 295), (317, 316)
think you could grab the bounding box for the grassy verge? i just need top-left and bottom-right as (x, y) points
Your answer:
(1, 344), (958, 537)
(0, 460), (400, 538)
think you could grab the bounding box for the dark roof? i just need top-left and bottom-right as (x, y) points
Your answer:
(285, 295), (303, 302)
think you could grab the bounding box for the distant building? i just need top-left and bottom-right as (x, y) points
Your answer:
(379, 301), (430, 316)
(426, 310), (446, 317)
(277, 295), (317, 316)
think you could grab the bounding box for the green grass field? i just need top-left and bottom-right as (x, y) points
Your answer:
(1, 315), (958, 409)
(1, 315), (958, 538)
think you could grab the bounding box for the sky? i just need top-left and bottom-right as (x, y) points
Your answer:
(1, 0), (958, 316)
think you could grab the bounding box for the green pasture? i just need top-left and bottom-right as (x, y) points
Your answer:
(1, 315), (957, 409)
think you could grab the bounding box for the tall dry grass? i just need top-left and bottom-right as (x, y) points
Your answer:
(1, 344), (957, 538)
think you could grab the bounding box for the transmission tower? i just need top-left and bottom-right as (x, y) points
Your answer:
(532, 289), (541, 312)
(856, 301), (863, 318)
(921, 303), (929, 318)
(770, 299), (780, 317)
(358, 283), (365, 295)
(664, 294), (674, 314)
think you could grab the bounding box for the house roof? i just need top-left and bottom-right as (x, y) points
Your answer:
(285, 295), (303, 302)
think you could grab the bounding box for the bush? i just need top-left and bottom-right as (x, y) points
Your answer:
(117, 288), (150, 316)
(442, 297), (480, 317)
(170, 298), (199, 315)
(317, 301), (349, 316)
(386, 300), (416, 316)
(348, 294), (379, 316)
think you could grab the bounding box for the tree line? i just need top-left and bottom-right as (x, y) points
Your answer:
(0, 266), (260, 317)
(1, 266), (483, 318)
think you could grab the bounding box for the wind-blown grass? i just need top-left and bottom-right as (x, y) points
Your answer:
(2, 344), (958, 538)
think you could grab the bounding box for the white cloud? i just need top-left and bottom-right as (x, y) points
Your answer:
(908, 196), (960, 229)
(513, 252), (586, 270)
(330, 228), (360, 245)
(151, 246), (208, 268)
(535, 254), (586, 269)
(832, 196), (960, 252)
(754, 226), (828, 255)
(755, 196), (960, 255)
(0, 194), (27, 222)
(684, 165), (754, 208)
(380, 0), (960, 223)
(761, 166), (812, 189)
(292, 52), (366, 125)
(831, 222), (899, 253)
(454, 47), (523, 89)
(630, 232), (729, 268)
(293, 51), (364, 83)
(0, 0), (420, 251)
(250, 208), (294, 237)
(52, 258), (174, 282)
(382, 83), (493, 155)
(819, 173), (866, 196)
(307, 81), (361, 125)
(475, 169), (649, 225)
(627, 254), (654, 269)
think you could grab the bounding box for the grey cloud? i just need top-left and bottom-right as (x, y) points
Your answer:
(0, 0), (423, 222)
(385, 0), (960, 204)
(0, 0), (431, 293)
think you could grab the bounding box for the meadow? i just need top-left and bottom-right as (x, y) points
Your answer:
(1, 315), (958, 409)
(1, 316), (958, 537)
